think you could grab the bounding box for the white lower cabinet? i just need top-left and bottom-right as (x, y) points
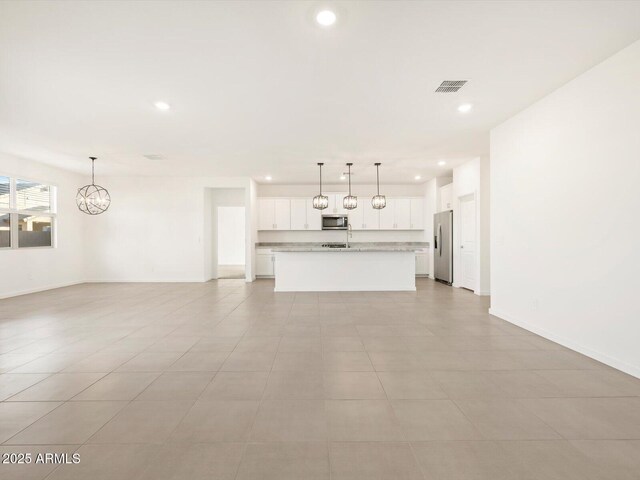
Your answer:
(415, 249), (429, 276)
(256, 249), (275, 276)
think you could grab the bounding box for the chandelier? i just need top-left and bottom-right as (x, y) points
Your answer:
(343, 163), (357, 210)
(312, 162), (329, 210)
(76, 157), (111, 215)
(371, 162), (386, 209)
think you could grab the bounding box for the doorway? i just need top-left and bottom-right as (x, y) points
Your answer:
(459, 194), (477, 291)
(217, 206), (245, 279)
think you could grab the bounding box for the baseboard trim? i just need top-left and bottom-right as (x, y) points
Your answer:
(0, 281), (85, 300)
(475, 290), (491, 296)
(85, 278), (206, 283)
(489, 307), (640, 379)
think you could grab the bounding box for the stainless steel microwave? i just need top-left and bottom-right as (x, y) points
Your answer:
(322, 214), (348, 230)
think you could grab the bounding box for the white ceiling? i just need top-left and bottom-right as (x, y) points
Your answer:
(1, 1), (639, 184)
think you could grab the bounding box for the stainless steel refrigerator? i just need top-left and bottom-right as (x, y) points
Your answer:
(433, 210), (453, 285)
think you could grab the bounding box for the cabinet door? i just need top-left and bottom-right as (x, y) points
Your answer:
(394, 198), (411, 229)
(378, 199), (395, 229)
(256, 255), (274, 276)
(290, 199), (307, 230)
(326, 194), (338, 214)
(273, 199), (291, 230)
(363, 202), (380, 229)
(325, 193), (346, 214)
(306, 200), (322, 230)
(349, 204), (365, 230)
(440, 184), (453, 211)
(415, 254), (428, 275)
(410, 198), (424, 230)
(334, 194), (348, 215)
(258, 198), (275, 230)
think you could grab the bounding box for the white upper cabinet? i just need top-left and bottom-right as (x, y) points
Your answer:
(274, 199), (291, 230)
(290, 199), (307, 230)
(306, 200), (322, 230)
(363, 201), (380, 230)
(379, 199), (396, 229)
(377, 198), (420, 230)
(325, 193), (348, 214)
(410, 198), (424, 230)
(350, 200), (380, 230)
(258, 198), (276, 230)
(440, 184), (453, 211)
(258, 198), (290, 230)
(394, 198), (411, 229)
(258, 196), (421, 231)
(290, 198), (321, 230)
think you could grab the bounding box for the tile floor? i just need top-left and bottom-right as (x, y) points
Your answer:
(0, 278), (639, 479)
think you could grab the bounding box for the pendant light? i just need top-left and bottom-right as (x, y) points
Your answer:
(312, 162), (329, 210)
(371, 162), (386, 209)
(76, 157), (111, 215)
(343, 163), (357, 210)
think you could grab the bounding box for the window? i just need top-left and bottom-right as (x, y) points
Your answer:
(16, 179), (52, 212)
(0, 176), (56, 249)
(0, 213), (10, 248)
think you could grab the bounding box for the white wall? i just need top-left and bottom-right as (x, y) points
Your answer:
(84, 176), (253, 283)
(424, 178), (437, 277)
(0, 154), (85, 298)
(246, 179), (258, 281)
(479, 156), (490, 295)
(490, 39), (640, 377)
(452, 159), (480, 292)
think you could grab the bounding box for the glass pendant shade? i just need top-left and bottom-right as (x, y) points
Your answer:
(371, 162), (386, 210)
(371, 194), (386, 209)
(313, 162), (328, 210)
(343, 195), (357, 210)
(343, 163), (357, 210)
(76, 157), (111, 215)
(313, 194), (329, 210)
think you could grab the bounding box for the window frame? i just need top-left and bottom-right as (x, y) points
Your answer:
(0, 176), (57, 250)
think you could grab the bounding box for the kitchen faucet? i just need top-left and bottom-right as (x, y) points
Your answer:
(346, 223), (352, 248)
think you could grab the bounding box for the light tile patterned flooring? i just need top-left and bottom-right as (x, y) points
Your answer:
(0, 278), (639, 479)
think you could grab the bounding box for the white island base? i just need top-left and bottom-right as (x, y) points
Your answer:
(274, 250), (416, 292)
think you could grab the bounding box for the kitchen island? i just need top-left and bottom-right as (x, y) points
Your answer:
(271, 245), (421, 292)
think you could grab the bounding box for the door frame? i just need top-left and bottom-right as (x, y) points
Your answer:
(453, 191), (479, 293)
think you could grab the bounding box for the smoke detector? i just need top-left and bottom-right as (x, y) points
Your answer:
(435, 80), (467, 93)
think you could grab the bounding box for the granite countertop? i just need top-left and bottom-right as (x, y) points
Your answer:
(257, 242), (429, 253)
(270, 246), (423, 252)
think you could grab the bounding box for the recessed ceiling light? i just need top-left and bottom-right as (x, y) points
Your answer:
(154, 101), (171, 111)
(414, 175), (421, 180)
(265, 175), (272, 181)
(340, 175), (346, 181)
(438, 160), (447, 166)
(316, 10), (337, 26)
(457, 103), (472, 113)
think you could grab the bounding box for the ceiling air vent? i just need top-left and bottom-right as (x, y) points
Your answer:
(435, 80), (467, 93)
(143, 154), (165, 161)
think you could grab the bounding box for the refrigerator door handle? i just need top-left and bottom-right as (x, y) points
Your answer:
(438, 224), (442, 257)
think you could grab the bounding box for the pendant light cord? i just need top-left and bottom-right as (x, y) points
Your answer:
(348, 164), (352, 195)
(90, 157), (97, 185)
(376, 164), (380, 195)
